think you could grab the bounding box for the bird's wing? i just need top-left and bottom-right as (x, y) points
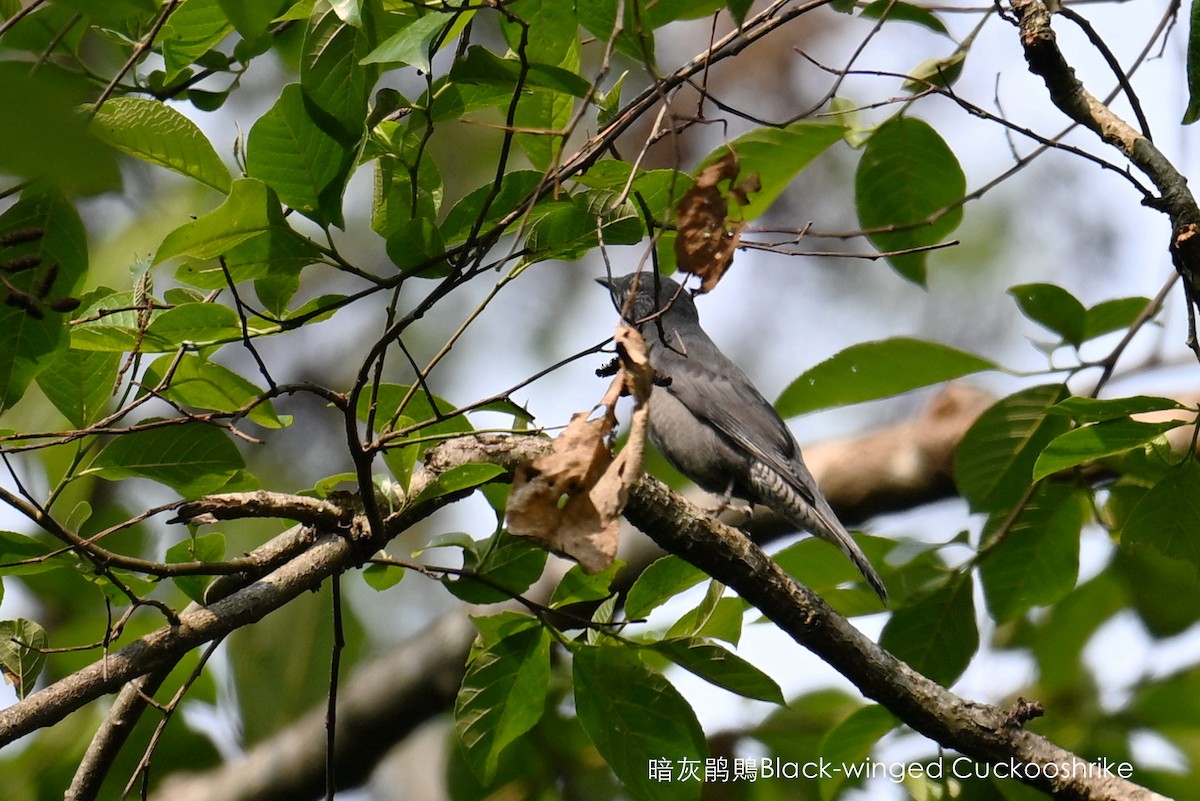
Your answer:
(652, 340), (819, 506)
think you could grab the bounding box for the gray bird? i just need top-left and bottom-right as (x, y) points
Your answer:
(599, 272), (887, 603)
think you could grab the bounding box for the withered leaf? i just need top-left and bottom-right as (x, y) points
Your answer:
(674, 151), (758, 293)
(506, 326), (653, 573)
(507, 412), (619, 572)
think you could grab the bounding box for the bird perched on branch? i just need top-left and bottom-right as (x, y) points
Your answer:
(598, 272), (887, 603)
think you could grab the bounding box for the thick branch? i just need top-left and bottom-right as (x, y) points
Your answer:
(425, 430), (1171, 801)
(0, 476), (467, 747)
(86, 385), (1179, 801)
(0, 531), (349, 746)
(622, 480), (1168, 801)
(98, 388), (980, 800)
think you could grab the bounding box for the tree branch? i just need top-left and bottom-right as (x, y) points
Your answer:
(423, 429), (1173, 801)
(621, 479), (1169, 801)
(14, 385), (1179, 799)
(0, 530), (350, 746)
(1008, 0), (1200, 285)
(0, 471), (469, 748)
(148, 613), (474, 801)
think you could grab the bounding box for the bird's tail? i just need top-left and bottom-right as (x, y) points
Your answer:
(807, 501), (888, 604)
(749, 463), (888, 603)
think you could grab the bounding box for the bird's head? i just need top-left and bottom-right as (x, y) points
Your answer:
(595, 272), (700, 329)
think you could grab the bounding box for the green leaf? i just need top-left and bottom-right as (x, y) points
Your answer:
(35, 348), (120, 427)
(639, 0), (726, 27)
(1033, 418), (1187, 480)
(504, 0), (580, 170)
(855, 116), (965, 284)
(574, 163), (689, 225)
(142, 354), (287, 429)
(573, 643), (705, 801)
(549, 562), (622, 608)
(66, 288), (137, 352)
(522, 195), (643, 263)
(218, 0), (289, 38)
(451, 46), (592, 98)
(879, 572), (977, 686)
(358, 383), (473, 486)
(301, 4), (376, 144)
(83, 422), (246, 498)
(173, 225), (317, 296)
(361, 11), (454, 71)
(422, 78), (515, 123)
(276, 1), (320, 23)
(246, 83), (348, 225)
(1122, 462), (1200, 570)
(648, 638), (784, 704)
(1048, 394), (1187, 423)
(362, 560), (406, 591)
(860, 0), (948, 33)
(38, 0), (154, 25)
(1015, 570), (1125, 691)
(455, 625), (551, 782)
(1008, 283), (1087, 347)
(160, 0), (235, 83)
(415, 463), (505, 504)
(666, 580), (736, 642)
(625, 555), (707, 619)
(828, 96), (872, 148)
(515, 70), (576, 170)
(1083, 296), (1153, 340)
(155, 178), (288, 263)
(1184, 0), (1200, 123)
(370, 122), (444, 237)
(0, 190), (89, 411)
(0, 531), (69, 576)
(90, 98), (232, 192)
(668, 596), (744, 645)
(726, 0), (754, 26)
(0, 62), (121, 194)
(697, 122), (845, 221)
(166, 532), (226, 603)
(385, 217), (446, 275)
(954, 384), (1070, 513)
(329, 0), (361, 26)
(142, 303), (244, 350)
(589, 596), (619, 644)
(902, 51), (966, 93)
(577, 0), (655, 63)
(444, 532), (548, 604)
(1117, 542), (1200, 637)
(776, 337), (995, 417)
(596, 70), (626, 127)
(1130, 664), (1200, 733)
(441, 170), (544, 244)
(0, 618), (48, 699)
(979, 484), (1086, 623)
(820, 705), (900, 800)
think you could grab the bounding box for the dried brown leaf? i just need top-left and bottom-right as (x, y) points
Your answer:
(505, 326), (654, 572)
(674, 151), (756, 293)
(507, 412), (619, 572)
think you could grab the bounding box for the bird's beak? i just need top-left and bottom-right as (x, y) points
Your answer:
(596, 276), (621, 310)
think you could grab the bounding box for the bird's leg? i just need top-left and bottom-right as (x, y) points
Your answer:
(705, 478), (738, 518)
